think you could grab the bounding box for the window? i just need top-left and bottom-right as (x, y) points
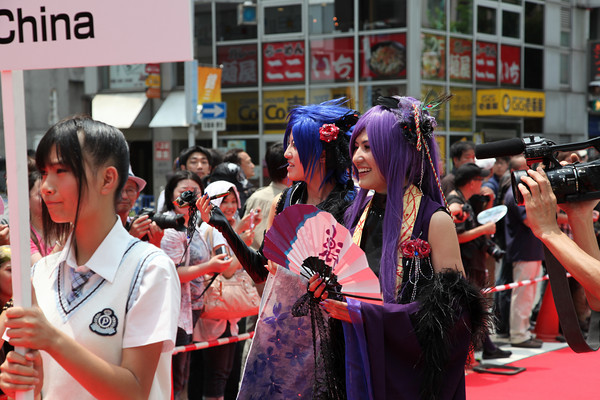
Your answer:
(422, 0), (446, 30)
(360, 34), (407, 81)
(263, 41), (306, 85)
(264, 4), (302, 34)
(195, 3), (212, 65)
(524, 47), (543, 89)
(560, 53), (570, 85)
(216, 3), (257, 41)
(359, 0), (406, 30)
(309, 0), (354, 34)
(450, 0), (473, 34)
(222, 92), (259, 135)
(218, 44), (258, 88)
(524, 2), (544, 45)
(449, 86), (473, 131)
(310, 38), (355, 83)
(358, 84), (406, 112)
(477, 6), (496, 35)
(475, 41), (497, 84)
(422, 34), (446, 81)
(560, 7), (571, 47)
(450, 38), (473, 82)
(502, 10), (520, 38)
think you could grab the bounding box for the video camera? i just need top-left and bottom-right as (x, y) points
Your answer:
(475, 135), (600, 205)
(134, 208), (185, 232)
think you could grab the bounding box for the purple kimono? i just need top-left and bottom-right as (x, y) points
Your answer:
(343, 195), (487, 400)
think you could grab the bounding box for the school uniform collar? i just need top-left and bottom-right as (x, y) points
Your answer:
(56, 217), (132, 283)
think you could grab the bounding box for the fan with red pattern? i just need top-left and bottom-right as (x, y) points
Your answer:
(263, 204), (381, 303)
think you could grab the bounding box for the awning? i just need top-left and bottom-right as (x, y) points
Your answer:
(149, 91), (188, 128)
(92, 93), (148, 129)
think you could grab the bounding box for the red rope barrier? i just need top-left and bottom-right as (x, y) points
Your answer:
(171, 273), (573, 354)
(172, 331), (255, 355)
(482, 272), (572, 294)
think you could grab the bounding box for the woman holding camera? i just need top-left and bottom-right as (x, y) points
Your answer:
(195, 180), (256, 400)
(160, 170), (232, 400)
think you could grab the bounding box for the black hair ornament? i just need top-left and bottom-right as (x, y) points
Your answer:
(375, 92), (453, 207)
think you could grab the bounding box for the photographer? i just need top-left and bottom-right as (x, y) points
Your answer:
(518, 165), (600, 311)
(448, 163), (512, 359)
(504, 156), (544, 348)
(116, 168), (163, 247)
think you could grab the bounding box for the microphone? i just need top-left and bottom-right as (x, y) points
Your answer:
(475, 138), (525, 159)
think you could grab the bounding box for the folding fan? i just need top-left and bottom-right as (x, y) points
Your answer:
(263, 204), (382, 304)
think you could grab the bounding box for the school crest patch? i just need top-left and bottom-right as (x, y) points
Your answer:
(89, 308), (118, 336)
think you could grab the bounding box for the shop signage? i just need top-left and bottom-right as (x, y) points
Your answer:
(310, 37), (354, 82)
(476, 41), (497, 83)
(263, 41), (304, 84)
(360, 33), (406, 80)
(590, 40), (600, 81)
(450, 38), (472, 82)
(198, 66), (222, 104)
(476, 89), (545, 117)
(500, 45), (521, 86)
(219, 44), (258, 87)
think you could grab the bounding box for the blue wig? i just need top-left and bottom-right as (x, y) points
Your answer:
(283, 98), (358, 187)
(344, 96), (445, 303)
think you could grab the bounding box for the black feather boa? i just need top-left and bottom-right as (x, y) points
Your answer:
(408, 269), (490, 400)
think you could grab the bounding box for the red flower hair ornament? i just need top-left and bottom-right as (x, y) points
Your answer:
(319, 123), (339, 143)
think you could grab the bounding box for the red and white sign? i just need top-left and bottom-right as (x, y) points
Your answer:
(0, 0), (193, 70)
(263, 41), (305, 84)
(218, 44), (258, 87)
(154, 141), (171, 162)
(591, 41), (600, 81)
(310, 38), (354, 82)
(500, 45), (521, 86)
(450, 38), (472, 81)
(475, 41), (497, 83)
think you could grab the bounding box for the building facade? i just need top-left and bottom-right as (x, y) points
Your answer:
(1, 0), (597, 200)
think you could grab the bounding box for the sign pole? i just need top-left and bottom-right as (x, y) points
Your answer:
(1, 69), (34, 400)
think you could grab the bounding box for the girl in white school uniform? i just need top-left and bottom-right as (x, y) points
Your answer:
(0, 115), (180, 400)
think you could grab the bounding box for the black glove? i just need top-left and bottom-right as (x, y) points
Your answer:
(208, 206), (269, 284)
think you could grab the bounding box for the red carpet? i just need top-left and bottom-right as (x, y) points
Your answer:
(466, 347), (600, 399)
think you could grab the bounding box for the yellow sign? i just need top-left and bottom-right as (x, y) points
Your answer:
(198, 67), (222, 104)
(476, 89), (545, 117)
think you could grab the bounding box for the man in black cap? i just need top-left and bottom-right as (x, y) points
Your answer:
(447, 162), (512, 359)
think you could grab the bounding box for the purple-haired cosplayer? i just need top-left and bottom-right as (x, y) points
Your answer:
(319, 95), (489, 400)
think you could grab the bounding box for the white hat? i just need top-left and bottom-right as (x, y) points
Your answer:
(128, 166), (146, 192)
(204, 180), (240, 208)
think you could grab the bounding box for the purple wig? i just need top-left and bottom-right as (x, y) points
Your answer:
(283, 98), (358, 187)
(344, 96), (444, 303)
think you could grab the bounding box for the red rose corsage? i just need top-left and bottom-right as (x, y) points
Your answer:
(400, 238), (431, 258)
(319, 123), (339, 143)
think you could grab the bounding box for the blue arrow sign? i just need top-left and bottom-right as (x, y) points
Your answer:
(201, 102), (227, 119)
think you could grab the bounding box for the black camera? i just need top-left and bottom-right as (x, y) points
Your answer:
(486, 239), (505, 261)
(476, 135), (600, 205)
(135, 208), (185, 231)
(173, 190), (199, 208)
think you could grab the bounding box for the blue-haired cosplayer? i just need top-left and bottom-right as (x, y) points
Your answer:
(319, 95), (489, 400)
(199, 98), (359, 399)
